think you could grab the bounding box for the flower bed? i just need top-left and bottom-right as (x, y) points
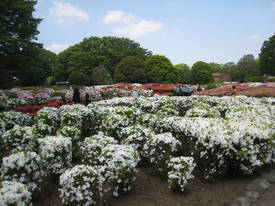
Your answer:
(0, 95), (274, 204)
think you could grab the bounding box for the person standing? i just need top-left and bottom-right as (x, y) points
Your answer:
(0, 90), (7, 111)
(72, 88), (81, 103)
(132, 88), (139, 98)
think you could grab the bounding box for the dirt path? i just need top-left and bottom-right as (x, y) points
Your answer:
(252, 184), (275, 206)
(34, 167), (257, 206)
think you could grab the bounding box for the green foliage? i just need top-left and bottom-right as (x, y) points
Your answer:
(0, 0), (42, 88)
(46, 76), (56, 85)
(209, 63), (223, 73)
(145, 55), (177, 83)
(259, 34), (275, 76)
(206, 82), (227, 89)
(191, 61), (213, 84)
(91, 65), (113, 85)
(237, 54), (259, 82)
(57, 36), (152, 81)
(173, 63), (191, 83)
(244, 76), (261, 82)
(68, 71), (90, 86)
(115, 56), (146, 83)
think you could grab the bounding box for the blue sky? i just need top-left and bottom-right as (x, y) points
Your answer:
(34, 0), (275, 66)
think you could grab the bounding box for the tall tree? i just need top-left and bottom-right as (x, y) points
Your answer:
(173, 63), (190, 83)
(57, 36), (152, 81)
(259, 34), (275, 76)
(0, 0), (42, 88)
(237, 54), (259, 81)
(91, 65), (112, 85)
(145, 55), (176, 83)
(115, 56), (146, 83)
(191, 61), (213, 84)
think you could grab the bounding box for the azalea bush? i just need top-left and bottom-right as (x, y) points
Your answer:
(120, 124), (155, 161)
(0, 181), (32, 206)
(100, 114), (134, 142)
(2, 125), (36, 151)
(36, 107), (59, 127)
(100, 144), (139, 197)
(148, 132), (181, 176)
(0, 111), (33, 130)
(80, 133), (117, 165)
(38, 136), (72, 175)
(167, 156), (196, 192)
(59, 165), (104, 206)
(0, 151), (43, 192)
(32, 121), (54, 138)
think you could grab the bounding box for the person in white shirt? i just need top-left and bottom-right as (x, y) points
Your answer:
(132, 89), (139, 98)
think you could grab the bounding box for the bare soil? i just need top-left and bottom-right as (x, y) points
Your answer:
(33, 166), (257, 206)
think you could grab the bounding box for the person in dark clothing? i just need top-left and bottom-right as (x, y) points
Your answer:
(73, 88), (81, 103)
(85, 90), (91, 106)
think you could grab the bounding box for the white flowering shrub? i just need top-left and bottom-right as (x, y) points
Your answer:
(36, 107), (59, 127)
(38, 136), (72, 175)
(167, 156), (196, 192)
(148, 132), (181, 176)
(32, 121), (54, 138)
(6, 98), (27, 109)
(81, 133), (117, 165)
(100, 114), (133, 142)
(59, 105), (94, 135)
(112, 106), (140, 119)
(60, 105), (84, 129)
(59, 165), (104, 206)
(1, 151), (43, 192)
(59, 126), (81, 142)
(156, 104), (179, 116)
(0, 111), (33, 129)
(0, 181), (32, 206)
(185, 103), (221, 118)
(2, 125), (37, 151)
(120, 124), (155, 161)
(100, 144), (139, 196)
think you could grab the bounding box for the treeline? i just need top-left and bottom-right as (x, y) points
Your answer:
(0, 0), (274, 88)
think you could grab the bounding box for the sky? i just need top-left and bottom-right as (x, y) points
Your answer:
(34, 0), (275, 66)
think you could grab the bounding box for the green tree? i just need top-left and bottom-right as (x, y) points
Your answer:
(173, 63), (190, 83)
(259, 34), (275, 76)
(237, 54), (259, 82)
(145, 55), (177, 83)
(57, 36), (152, 81)
(19, 48), (58, 86)
(68, 71), (90, 86)
(115, 56), (146, 83)
(91, 65), (112, 85)
(209, 62), (223, 73)
(191, 61), (213, 84)
(0, 0), (42, 88)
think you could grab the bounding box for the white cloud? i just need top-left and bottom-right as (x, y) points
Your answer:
(102, 10), (135, 24)
(50, 1), (90, 27)
(45, 43), (69, 53)
(102, 10), (163, 39)
(272, 1), (275, 11)
(114, 20), (163, 38)
(247, 34), (261, 40)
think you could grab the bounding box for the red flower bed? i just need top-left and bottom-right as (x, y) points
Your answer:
(14, 100), (65, 116)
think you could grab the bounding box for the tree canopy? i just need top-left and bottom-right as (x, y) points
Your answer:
(0, 0), (42, 88)
(145, 55), (177, 83)
(191, 61), (213, 84)
(56, 36), (152, 82)
(237, 54), (259, 82)
(68, 71), (90, 86)
(115, 56), (146, 83)
(259, 34), (275, 76)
